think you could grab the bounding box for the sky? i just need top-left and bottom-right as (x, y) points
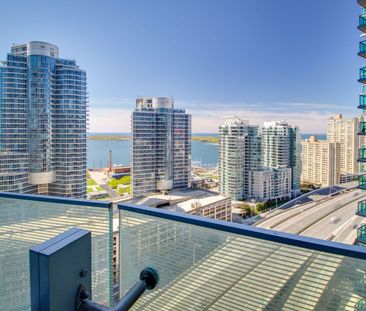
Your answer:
(0, 0), (362, 133)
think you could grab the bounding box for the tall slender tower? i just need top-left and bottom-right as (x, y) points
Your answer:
(131, 97), (191, 198)
(0, 41), (87, 198)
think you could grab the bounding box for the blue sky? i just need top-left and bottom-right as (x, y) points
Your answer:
(0, 0), (361, 133)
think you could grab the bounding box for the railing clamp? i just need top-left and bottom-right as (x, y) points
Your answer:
(76, 268), (158, 311)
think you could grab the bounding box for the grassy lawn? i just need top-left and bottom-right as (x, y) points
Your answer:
(96, 186), (103, 191)
(118, 185), (131, 195)
(109, 175), (130, 189)
(87, 178), (97, 186)
(87, 187), (93, 193)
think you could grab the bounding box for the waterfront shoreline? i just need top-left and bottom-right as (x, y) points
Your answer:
(88, 135), (219, 143)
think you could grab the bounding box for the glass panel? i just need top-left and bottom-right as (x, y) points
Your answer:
(360, 122), (366, 135)
(359, 175), (366, 189)
(358, 225), (366, 247)
(360, 94), (366, 108)
(0, 195), (113, 311)
(359, 201), (366, 217)
(360, 148), (366, 160)
(360, 14), (366, 26)
(360, 67), (366, 81)
(120, 207), (366, 310)
(360, 41), (366, 54)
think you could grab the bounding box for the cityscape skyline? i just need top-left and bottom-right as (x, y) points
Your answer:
(0, 0), (361, 133)
(1, 2), (366, 310)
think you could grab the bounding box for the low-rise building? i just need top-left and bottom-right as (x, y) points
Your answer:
(247, 168), (292, 202)
(128, 189), (232, 221)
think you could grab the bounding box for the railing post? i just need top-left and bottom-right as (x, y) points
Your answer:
(29, 228), (92, 311)
(30, 228), (158, 311)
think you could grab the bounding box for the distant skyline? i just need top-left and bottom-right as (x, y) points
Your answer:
(0, 0), (362, 133)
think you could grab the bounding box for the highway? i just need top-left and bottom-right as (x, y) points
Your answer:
(256, 187), (366, 245)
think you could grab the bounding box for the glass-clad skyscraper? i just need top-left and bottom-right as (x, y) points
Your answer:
(131, 97), (191, 198)
(0, 41), (87, 198)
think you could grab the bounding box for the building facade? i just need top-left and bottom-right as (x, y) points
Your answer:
(219, 118), (261, 200)
(131, 97), (191, 198)
(0, 41), (87, 198)
(182, 195), (232, 221)
(357, 1), (366, 222)
(261, 120), (301, 196)
(301, 136), (340, 187)
(327, 114), (362, 178)
(247, 168), (291, 202)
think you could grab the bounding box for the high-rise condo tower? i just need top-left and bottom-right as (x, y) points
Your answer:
(131, 97), (191, 198)
(261, 120), (301, 197)
(0, 41), (87, 198)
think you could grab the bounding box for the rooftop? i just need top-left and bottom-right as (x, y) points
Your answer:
(128, 189), (230, 213)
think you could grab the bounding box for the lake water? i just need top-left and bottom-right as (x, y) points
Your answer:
(87, 133), (326, 169)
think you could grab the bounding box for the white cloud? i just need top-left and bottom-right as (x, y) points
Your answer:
(89, 108), (132, 132)
(190, 110), (329, 133)
(89, 99), (357, 134)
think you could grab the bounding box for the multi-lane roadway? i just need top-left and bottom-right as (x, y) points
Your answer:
(256, 186), (366, 245)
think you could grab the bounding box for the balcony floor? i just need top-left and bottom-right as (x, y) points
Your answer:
(359, 25), (366, 33)
(358, 0), (366, 8)
(359, 51), (366, 58)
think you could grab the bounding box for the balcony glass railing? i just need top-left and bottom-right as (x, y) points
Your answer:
(360, 175), (366, 190)
(359, 147), (366, 162)
(358, 225), (366, 247)
(0, 192), (113, 311)
(118, 203), (366, 310)
(359, 200), (366, 217)
(360, 41), (366, 57)
(359, 122), (366, 135)
(359, 14), (366, 30)
(356, 299), (366, 311)
(359, 94), (366, 109)
(360, 66), (366, 83)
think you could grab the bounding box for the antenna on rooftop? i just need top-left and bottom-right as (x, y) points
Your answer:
(108, 150), (112, 173)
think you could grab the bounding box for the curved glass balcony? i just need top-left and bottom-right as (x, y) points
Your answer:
(359, 122), (366, 135)
(359, 94), (366, 109)
(359, 175), (366, 190)
(359, 66), (366, 84)
(359, 200), (366, 217)
(360, 41), (366, 58)
(359, 14), (366, 33)
(360, 147), (366, 162)
(359, 0), (366, 8)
